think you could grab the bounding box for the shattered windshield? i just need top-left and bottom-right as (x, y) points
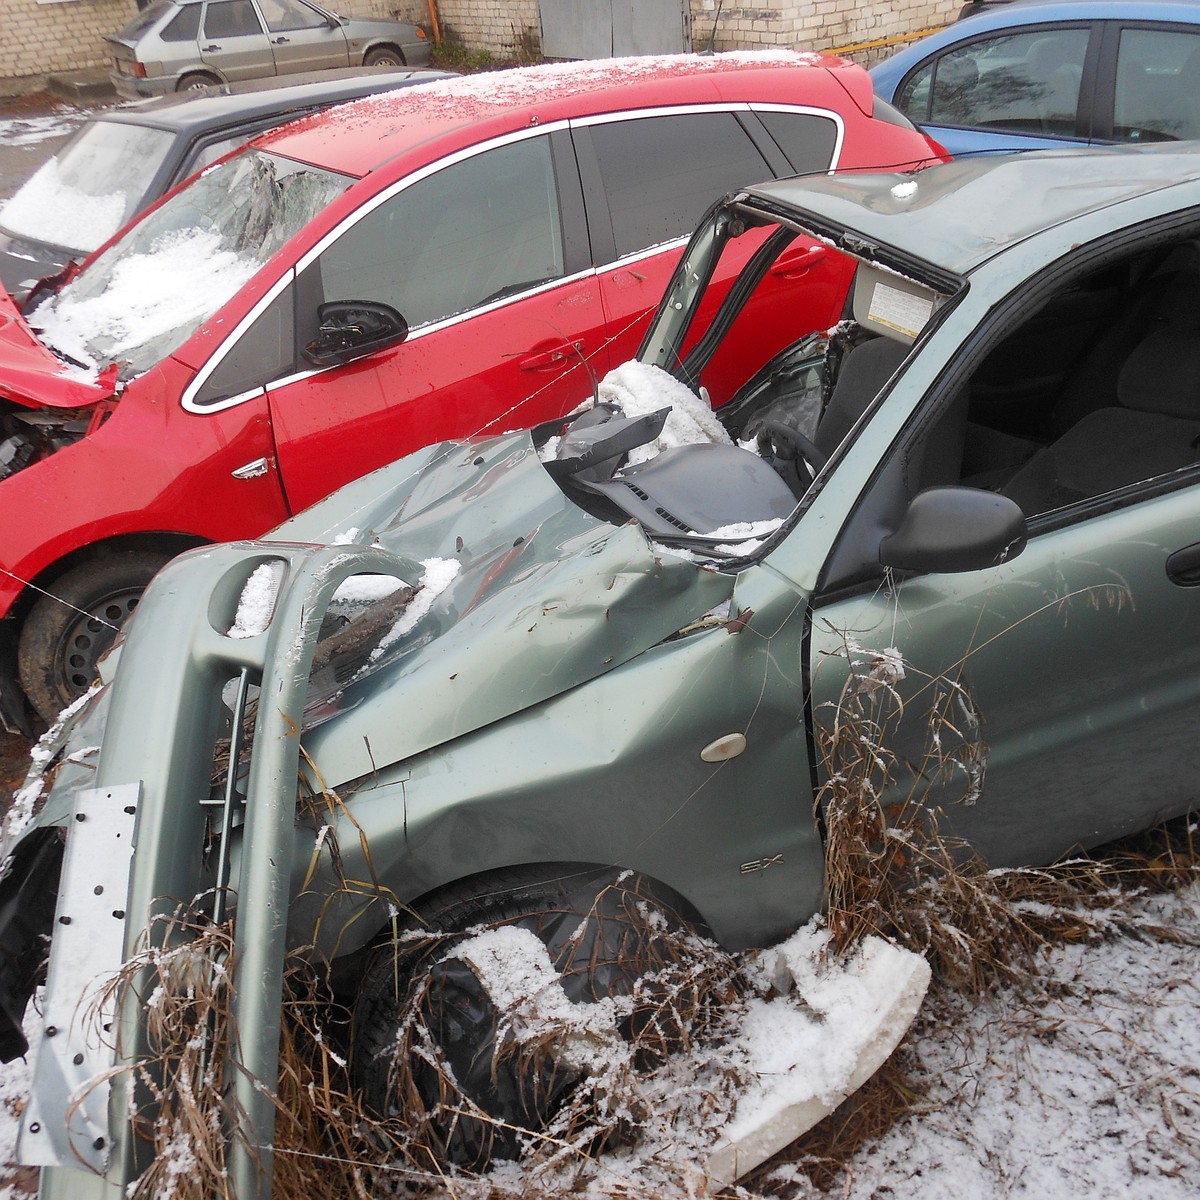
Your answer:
(28, 149), (351, 378)
(0, 120), (174, 255)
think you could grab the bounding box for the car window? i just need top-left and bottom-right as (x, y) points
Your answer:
(161, 4), (202, 42)
(257, 0), (328, 33)
(0, 121), (174, 254)
(587, 113), (772, 258)
(755, 111), (839, 174)
(181, 128), (265, 178)
(203, 0), (264, 39)
(1113, 28), (1200, 142)
(117, 0), (177, 38)
(315, 135), (565, 330)
(899, 27), (1089, 136)
(191, 280), (296, 405)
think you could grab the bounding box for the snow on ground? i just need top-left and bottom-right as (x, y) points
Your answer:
(1, 882), (1196, 1197)
(0, 109), (83, 149)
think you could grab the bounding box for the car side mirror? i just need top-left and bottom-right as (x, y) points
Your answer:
(879, 486), (1027, 574)
(303, 300), (408, 368)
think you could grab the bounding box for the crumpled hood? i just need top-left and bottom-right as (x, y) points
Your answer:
(275, 433), (736, 787)
(0, 288), (116, 409)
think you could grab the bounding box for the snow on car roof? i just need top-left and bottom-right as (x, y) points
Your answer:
(259, 50), (850, 178)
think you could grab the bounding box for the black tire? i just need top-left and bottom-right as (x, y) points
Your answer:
(17, 549), (173, 724)
(350, 867), (713, 1168)
(363, 46), (405, 67)
(176, 71), (220, 92)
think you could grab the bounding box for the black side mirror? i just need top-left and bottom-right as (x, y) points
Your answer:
(879, 486), (1027, 574)
(303, 300), (408, 368)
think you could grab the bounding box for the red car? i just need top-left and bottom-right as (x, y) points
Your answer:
(0, 52), (943, 725)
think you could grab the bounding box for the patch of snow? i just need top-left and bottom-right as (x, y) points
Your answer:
(0, 109), (82, 148)
(227, 561), (284, 639)
(598, 359), (731, 466)
(890, 180), (919, 200)
(31, 226), (259, 373)
(0, 157), (126, 252)
(368, 557), (460, 660)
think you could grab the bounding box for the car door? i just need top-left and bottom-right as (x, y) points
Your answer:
(577, 107), (855, 409)
(891, 22), (1098, 155)
(265, 129), (608, 513)
(807, 227), (1200, 870)
(199, 0), (274, 82)
(254, 0), (349, 76)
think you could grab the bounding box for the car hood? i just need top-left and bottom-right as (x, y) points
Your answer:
(263, 433), (735, 788)
(0, 288), (116, 409)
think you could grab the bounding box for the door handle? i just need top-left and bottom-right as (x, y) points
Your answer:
(1166, 542), (1200, 586)
(770, 244), (827, 279)
(273, 36), (289, 44)
(519, 342), (582, 372)
(202, 43), (221, 51)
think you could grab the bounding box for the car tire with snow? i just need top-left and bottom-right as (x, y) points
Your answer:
(350, 866), (714, 1168)
(17, 549), (174, 724)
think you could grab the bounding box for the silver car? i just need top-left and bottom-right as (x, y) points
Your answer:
(108, 0), (433, 99)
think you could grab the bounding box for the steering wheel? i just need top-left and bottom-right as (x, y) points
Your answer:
(755, 419), (828, 496)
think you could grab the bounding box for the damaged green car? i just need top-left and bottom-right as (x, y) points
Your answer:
(7, 142), (1200, 1197)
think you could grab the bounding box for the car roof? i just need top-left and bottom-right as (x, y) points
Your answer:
(95, 67), (456, 135)
(257, 50), (871, 179)
(738, 142), (1200, 278)
(872, 0), (1200, 81)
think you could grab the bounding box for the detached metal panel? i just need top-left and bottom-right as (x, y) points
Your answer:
(540, 0), (691, 59)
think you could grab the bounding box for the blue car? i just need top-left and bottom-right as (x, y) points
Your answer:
(872, 0), (1200, 156)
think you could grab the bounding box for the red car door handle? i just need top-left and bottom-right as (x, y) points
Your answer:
(520, 342), (582, 371)
(770, 244), (828, 279)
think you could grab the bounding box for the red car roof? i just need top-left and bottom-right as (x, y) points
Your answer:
(259, 51), (873, 178)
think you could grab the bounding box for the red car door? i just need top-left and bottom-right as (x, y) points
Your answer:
(580, 108), (855, 407)
(265, 132), (609, 514)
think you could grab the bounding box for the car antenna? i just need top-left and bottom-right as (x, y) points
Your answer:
(703, 0), (727, 55)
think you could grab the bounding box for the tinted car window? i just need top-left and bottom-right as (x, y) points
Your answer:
(588, 113), (771, 257)
(316, 136), (565, 329)
(1114, 28), (1200, 142)
(904, 27), (1089, 136)
(117, 0), (176, 38)
(204, 0), (264, 39)
(161, 5), (202, 42)
(755, 111), (838, 173)
(193, 282), (296, 405)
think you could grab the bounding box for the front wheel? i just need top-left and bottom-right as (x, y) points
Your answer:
(17, 549), (174, 724)
(350, 868), (725, 1168)
(363, 46), (405, 67)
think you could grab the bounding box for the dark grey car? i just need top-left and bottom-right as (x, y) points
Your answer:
(0, 66), (451, 304)
(108, 0), (433, 99)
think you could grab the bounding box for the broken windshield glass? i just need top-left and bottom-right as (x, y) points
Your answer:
(28, 149), (352, 378)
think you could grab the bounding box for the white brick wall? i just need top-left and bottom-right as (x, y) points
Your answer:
(0, 0), (960, 92)
(0, 0), (432, 93)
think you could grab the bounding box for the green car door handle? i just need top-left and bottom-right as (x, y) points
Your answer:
(1165, 542), (1200, 586)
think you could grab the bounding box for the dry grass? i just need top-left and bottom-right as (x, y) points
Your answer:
(57, 634), (1198, 1198)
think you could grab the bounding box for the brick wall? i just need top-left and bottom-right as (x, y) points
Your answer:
(0, 0), (138, 90)
(0, 0), (957, 93)
(0, 1), (431, 94)
(428, 1), (958, 62)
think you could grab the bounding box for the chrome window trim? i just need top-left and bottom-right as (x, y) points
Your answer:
(181, 102), (844, 416)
